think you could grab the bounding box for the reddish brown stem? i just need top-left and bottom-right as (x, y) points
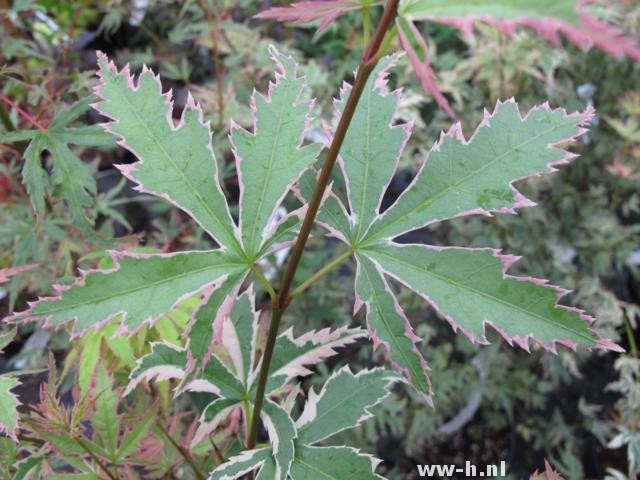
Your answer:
(246, 0), (400, 453)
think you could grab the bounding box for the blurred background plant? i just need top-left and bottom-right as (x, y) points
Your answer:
(0, 0), (639, 478)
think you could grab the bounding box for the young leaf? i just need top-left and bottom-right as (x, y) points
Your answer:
(254, 1), (366, 31)
(91, 366), (120, 460)
(0, 376), (20, 442)
(95, 53), (241, 253)
(289, 446), (383, 480)
(232, 46), (321, 257)
(261, 399), (297, 480)
(14, 250), (247, 335)
(221, 287), (260, 385)
(0, 327), (17, 353)
(296, 367), (398, 445)
(192, 398), (243, 448)
(186, 274), (245, 367)
(398, 0), (640, 61)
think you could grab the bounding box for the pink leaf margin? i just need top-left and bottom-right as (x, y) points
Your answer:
(353, 258), (433, 404)
(375, 99), (595, 236)
(0, 264), (38, 284)
(93, 51), (241, 251)
(367, 243), (623, 354)
(7, 249), (233, 339)
(229, 45), (321, 255)
(410, 0), (640, 62)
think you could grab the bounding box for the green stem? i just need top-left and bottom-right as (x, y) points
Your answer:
(250, 263), (277, 303)
(363, 6), (371, 50)
(74, 436), (120, 480)
(289, 249), (353, 300)
(246, 0), (400, 452)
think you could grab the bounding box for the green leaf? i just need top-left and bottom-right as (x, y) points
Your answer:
(14, 96), (113, 227)
(78, 330), (102, 396)
(126, 342), (188, 395)
(22, 135), (47, 217)
(0, 376), (20, 441)
(208, 448), (271, 480)
(297, 367), (397, 445)
(355, 254), (431, 400)
(365, 245), (604, 350)
(117, 409), (155, 460)
(232, 46), (321, 257)
(399, 0), (580, 24)
(96, 53), (240, 253)
(261, 399), (296, 480)
(91, 366), (119, 459)
(290, 446), (383, 480)
(336, 53), (408, 242)
(365, 101), (590, 243)
(21, 250), (247, 334)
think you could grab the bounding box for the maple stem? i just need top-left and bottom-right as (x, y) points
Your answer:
(246, 0), (400, 453)
(159, 422), (207, 480)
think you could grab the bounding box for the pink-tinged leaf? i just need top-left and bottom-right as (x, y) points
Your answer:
(0, 376), (21, 442)
(253, 325), (367, 393)
(0, 264), (37, 284)
(397, 18), (456, 118)
(400, 0), (640, 62)
(364, 244), (623, 353)
(530, 460), (566, 480)
(220, 287), (260, 387)
(255, 1), (373, 31)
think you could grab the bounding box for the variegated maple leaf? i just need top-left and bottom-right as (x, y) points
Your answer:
(299, 54), (620, 401)
(208, 366), (397, 480)
(126, 288), (366, 479)
(0, 376), (20, 442)
(9, 46), (321, 358)
(257, 0), (640, 117)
